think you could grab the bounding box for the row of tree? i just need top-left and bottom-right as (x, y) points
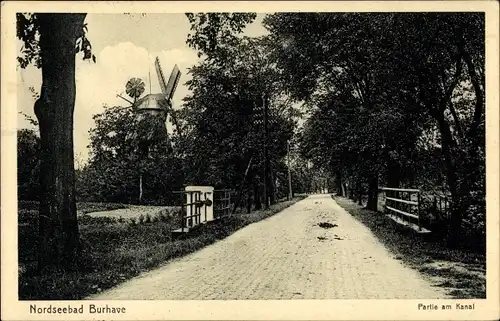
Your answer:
(263, 13), (485, 246)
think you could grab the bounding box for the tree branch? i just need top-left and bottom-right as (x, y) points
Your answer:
(440, 53), (462, 112)
(416, 63), (439, 116)
(448, 100), (464, 140)
(460, 42), (484, 139)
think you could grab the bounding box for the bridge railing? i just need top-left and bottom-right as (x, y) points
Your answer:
(213, 189), (235, 219)
(379, 187), (422, 231)
(172, 190), (205, 232)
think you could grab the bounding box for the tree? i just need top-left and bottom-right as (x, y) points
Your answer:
(17, 13), (96, 271)
(392, 13), (485, 246)
(185, 13), (257, 63)
(182, 25), (298, 209)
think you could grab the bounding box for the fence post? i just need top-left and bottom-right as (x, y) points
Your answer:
(181, 205), (185, 233)
(382, 188), (387, 214)
(198, 192), (201, 224)
(189, 192), (193, 228)
(417, 191), (421, 231)
(204, 192), (207, 223)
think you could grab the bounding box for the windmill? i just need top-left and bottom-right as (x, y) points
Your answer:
(117, 58), (183, 153)
(118, 57), (182, 203)
(132, 57), (182, 144)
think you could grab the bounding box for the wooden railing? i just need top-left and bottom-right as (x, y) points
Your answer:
(427, 193), (475, 229)
(214, 189), (235, 218)
(379, 187), (422, 231)
(173, 190), (209, 232)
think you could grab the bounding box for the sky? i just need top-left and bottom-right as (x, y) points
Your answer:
(17, 13), (268, 164)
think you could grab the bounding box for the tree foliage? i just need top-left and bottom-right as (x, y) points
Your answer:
(16, 13), (96, 69)
(18, 129), (40, 200)
(186, 12), (257, 63)
(180, 36), (297, 202)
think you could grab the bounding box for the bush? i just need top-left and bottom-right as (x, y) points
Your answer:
(18, 209), (38, 224)
(18, 129), (40, 201)
(79, 215), (118, 226)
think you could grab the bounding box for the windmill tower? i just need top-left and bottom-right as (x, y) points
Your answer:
(130, 57), (181, 203)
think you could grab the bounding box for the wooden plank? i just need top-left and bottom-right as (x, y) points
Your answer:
(386, 205), (419, 219)
(380, 187), (420, 193)
(386, 197), (418, 206)
(386, 215), (431, 234)
(184, 213), (201, 219)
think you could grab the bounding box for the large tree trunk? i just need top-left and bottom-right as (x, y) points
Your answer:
(366, 174), (379, 211)
(356, 180), (363, 205)
(433, 112), (464, 248)
(246, 190), (252, 214)
(253, 180), (262, 210)
(269, 170), (276, 205)
(334, 170), (343, 196)
(341, 181), (346, 197)
(386, 156), (401, 188)
(35, 14), (86, 272)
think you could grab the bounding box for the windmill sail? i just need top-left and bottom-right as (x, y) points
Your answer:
(166, 65), (181, 99)
(155, 58), (181, 100)
(165, 65), (181, 99)
(155, 57), (168, 95)
(154, 57), (184, 139)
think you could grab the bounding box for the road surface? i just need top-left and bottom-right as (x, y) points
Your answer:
(89, 194), (448, 300)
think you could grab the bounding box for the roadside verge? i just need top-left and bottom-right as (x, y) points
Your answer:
(333, 195), (486, 299)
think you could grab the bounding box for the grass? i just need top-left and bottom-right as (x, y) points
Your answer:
(77, 202), (130, 214)
(333, 195), (486, 299)
(18, 196), (306, 300)
(18, 201), (129, 222)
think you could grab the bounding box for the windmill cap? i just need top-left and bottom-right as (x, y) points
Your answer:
(135, 93), (170, 110)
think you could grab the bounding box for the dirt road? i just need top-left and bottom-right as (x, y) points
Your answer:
(89, 194), (448, 300)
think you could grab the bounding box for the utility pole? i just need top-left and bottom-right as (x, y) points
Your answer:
(263, 93), (269, 209)
(139, 173), (143, 203)
(138, 143), (148, 204)
(287, 140), (293, 200)
(232, 156), (254, 215)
